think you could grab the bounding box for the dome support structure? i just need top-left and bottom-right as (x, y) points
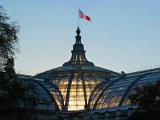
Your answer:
(118, 73), (150, 107)
(90, 77), (123, 110)
(81, 72), (88, 110)
(64, 72), (74, 111)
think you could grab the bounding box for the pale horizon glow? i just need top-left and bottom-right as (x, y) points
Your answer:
(1, 0), (160, 75)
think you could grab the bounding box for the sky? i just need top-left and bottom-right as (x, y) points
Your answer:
(1, 0), (160, 75)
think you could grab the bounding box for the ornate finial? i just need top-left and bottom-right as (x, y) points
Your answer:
(76, 27), (81, 36)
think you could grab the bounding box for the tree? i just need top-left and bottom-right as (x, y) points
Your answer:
(128, 81), (160, 120)
(0, 6), (36, 120)
(0, 6), (19, 70)
(0, 58), (36, 120)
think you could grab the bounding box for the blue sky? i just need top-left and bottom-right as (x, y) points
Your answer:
(1, 0), (160, 74)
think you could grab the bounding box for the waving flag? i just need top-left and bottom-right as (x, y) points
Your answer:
(79, 9), (91, 22)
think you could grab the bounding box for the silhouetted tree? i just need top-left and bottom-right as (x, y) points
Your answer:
(0, 6), (19, 70)
(0, 6), (36, 120)
(128, 81), (160, 120)
(0, 58), (36, 120)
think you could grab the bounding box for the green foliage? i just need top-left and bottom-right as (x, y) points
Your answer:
(128, 81), (160, 120)
(0, 6), (19, 70)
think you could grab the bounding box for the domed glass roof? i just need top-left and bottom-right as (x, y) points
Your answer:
(36, 28), (119, 111)
(34, 28), (160, 112)
(89, 68), (160, 110)
(18, 75), (60, 111)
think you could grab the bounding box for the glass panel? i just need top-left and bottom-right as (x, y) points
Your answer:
(68, 75), (84, 111)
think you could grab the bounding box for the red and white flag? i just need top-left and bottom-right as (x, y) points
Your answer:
(79, 9), (91, 22)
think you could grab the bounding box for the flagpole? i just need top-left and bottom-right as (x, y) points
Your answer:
(77, 9), (79, 28)
(76, 2), (80, 28)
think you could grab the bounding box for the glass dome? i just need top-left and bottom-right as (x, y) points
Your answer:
(33, 28), (160, 112)
(36, 28), (119, 111)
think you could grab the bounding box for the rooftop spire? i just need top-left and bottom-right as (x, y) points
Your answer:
(63, 28), (94, 67)
(76, 27), (80, 36)
(75, 27), (82, 44)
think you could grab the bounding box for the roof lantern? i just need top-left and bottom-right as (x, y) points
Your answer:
(63, 27), (94, 67)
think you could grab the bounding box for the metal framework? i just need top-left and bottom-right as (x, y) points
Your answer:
(88, 68), (160, 110)
(18, 76), (60, 110)
(64, 72), (74, 111)
(88, 78), (111, 108)
(34, 28), (117, 111)
(32, 28), (160, 112)
(44, 80), (65, 110)
(91, 77), (123, 109)
(19, 68), (160, 112)
(118, 73), (150, 107)
(81, 72), (88, 109)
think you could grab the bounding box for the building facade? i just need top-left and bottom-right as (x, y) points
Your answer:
(17, 28), (160, 120)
